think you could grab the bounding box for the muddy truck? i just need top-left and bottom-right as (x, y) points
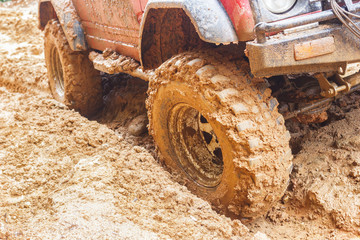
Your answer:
(38, 0), (360, 219)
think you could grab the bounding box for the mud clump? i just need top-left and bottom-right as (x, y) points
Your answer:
(128, 114), (148, 136)
(278, 110), (360, 237)
(291, 113), (360, 234)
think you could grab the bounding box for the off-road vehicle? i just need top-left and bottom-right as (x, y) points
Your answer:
(38, 0), (360, 218)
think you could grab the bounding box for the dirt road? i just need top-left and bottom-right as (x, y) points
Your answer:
(0, 1), (359, 239)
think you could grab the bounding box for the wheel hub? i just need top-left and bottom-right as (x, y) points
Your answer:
(50, 46), (64, 98)
(168, 104), (224, 188)
(198, 115), (223, 165)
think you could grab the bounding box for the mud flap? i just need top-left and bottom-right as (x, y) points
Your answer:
(63, 13), (87, 51)
(50, 0), (87, 51)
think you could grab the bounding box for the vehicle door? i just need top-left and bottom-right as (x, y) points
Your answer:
(72, 0), (142, 60)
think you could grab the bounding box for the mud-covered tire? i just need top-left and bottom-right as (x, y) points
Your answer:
(44, 20), (102, 117)
(147, 51), (293, 218)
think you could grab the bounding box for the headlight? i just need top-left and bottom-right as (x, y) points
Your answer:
(250, 0), (322, 23)
(262, 0), (297, 14)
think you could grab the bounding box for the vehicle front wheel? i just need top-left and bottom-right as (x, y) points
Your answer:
(147, 51), (293, 218)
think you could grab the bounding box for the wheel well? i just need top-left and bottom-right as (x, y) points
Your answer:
(141, 8), (207, 70)
(38, 1), (57, 30)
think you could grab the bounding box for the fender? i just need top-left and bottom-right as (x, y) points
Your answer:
(38, 0), (87, 51)
(141, 0), (239, 44)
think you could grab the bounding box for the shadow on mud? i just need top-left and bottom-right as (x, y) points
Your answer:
(94, 73), (155, 153)
(98, 73), (148, 126)
(286, 90), (360, 154)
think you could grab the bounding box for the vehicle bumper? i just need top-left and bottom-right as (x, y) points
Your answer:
(246, 22), (360, 77)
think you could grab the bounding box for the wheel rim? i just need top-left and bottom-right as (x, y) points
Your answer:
(50, 46), (65, 98)
(168, 103), (224, 188)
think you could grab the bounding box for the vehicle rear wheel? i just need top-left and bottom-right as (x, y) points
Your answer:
(147, 51), (293, 218)
(44, 20), (102, 117)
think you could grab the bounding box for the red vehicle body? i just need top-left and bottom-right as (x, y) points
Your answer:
(220, 0), (255, 40)
(49, 0), (255, 62)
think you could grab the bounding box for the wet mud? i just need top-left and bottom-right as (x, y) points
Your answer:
(0, 1), (359, 239)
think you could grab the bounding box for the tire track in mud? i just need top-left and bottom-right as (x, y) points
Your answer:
(0, 2), (48, 95)
(0, 88), (249, 239)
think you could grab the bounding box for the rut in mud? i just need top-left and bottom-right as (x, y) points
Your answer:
(0, 1), (359, 239)
(0, 88), (250, 239)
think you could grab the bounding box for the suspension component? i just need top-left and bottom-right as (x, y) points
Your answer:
(314, 73), (351, 98)
(282, 72), (360, 121)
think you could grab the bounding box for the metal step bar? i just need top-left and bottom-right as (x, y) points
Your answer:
(89, 51), (153, 81)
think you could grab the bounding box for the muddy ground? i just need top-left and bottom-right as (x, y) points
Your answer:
(0, 1), (359, 239)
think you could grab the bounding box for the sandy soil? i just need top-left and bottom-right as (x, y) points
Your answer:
(0, 1), (359, 239)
